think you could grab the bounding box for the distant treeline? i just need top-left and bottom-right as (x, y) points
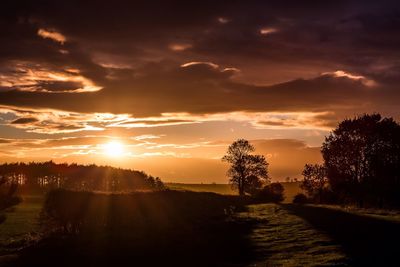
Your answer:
(0, 161), (164, 193)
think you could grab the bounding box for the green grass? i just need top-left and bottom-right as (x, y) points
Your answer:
(166, 183), (236, 195)
(282, 204), (400, 266)
(0, 195), (44, 254)
(236, 203), (400, 266)
(2, 193), (399, 266)
(236, 204), (348, 266)
(313, 204), (400, 222)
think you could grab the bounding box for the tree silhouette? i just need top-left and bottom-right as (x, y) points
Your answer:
(222, 139), (269, 196)
(322, 114), (400, 207)
(301, 164), (327, 203)
(0, 161), (165, 194)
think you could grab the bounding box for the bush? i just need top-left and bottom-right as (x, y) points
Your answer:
(293, 193), (309, 204)
(254, 182), (285, 203)
(41, 189), (247, 235)
(0, 181), (21, 209)
(0, 195), (21, 210)
(0, 181), (22, 224)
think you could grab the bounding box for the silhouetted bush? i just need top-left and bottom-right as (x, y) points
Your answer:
(254, 182), (285, 203)
(0, 177), (21, 209)
(0, 176), (22, 224)
(41, 189), (247, 235)
(301, 164), (327, 203)
(293, 193), (309, 204)
(17, 189), (255, 267)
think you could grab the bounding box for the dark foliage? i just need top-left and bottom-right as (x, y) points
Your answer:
(0, 176), (21, 224)
(14, 189), (256, 267)
(0, 161), (164, 194)
(0, 177), (21, 209)
(40, 189), (247, 234)
(322, 114), (400, 208)
(254, 182), (285, 203)
(301, 164), (328, 203)
(292, 193), (309, 204)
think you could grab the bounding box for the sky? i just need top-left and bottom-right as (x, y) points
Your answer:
(0, 0), (399, 183)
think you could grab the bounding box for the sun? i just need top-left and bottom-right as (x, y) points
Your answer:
(103, 141), (124, 157)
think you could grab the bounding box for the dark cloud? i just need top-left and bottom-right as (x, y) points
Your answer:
(0, 138), (12, 144)
(33, 81), (85, 92)
(0, 62), (397, 125)
(0, 0), (399, 126)
(11, 117), (39, 124)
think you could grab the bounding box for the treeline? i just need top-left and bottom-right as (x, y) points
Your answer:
(0, 161), (164, 193)
(297, 114), (400, 208)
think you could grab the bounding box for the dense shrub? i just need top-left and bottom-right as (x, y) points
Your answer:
(41, 189), (247, 235)
(0, 177), (22, 224)
(292, 193), (309, 204)
(254, 182), (285, 203)
(0, 179), (21, 210)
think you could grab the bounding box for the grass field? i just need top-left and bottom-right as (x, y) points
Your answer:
(0, 196), (43, 255)
(235, 203), (400, 266)
(166, 182), (302, 203)
(1, 192), (400, 266)
(239, 204), (347, 266)
(167, 183), (236, 195)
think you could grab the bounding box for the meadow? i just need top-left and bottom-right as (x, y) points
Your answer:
(1, 188), (399, 266)
(0, 196), (43, 255)
(167, 182), (302, 203)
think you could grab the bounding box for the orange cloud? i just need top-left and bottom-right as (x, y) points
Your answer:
(37, 28), (66, 44)
(324, 70), (377, 87)
(180, 61), (219, 69)
(260, 27), (278, 35)
(169, 43), (192, 51)
(0, 62), (102, 93)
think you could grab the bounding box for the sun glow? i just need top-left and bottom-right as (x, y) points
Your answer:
(103, 141), (124, 157)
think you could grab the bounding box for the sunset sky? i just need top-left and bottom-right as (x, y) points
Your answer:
(0, 1), (399, 183)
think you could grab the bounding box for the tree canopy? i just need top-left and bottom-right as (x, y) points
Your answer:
(322, 113), (400, 207)
(222, 139), (269, 196)
(301, 164), (328, 203)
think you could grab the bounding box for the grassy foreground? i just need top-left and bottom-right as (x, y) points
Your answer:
(0, 196), (43, 255)
(1, 193), (400, 266)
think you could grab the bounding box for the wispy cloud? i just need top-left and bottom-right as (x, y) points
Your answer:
(37, 28), (66, 44)
(169, 43), (192, 51)
(324, 70), (377, 87)
(259, 27), (278, 35)
(0, 61), (102, 93)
